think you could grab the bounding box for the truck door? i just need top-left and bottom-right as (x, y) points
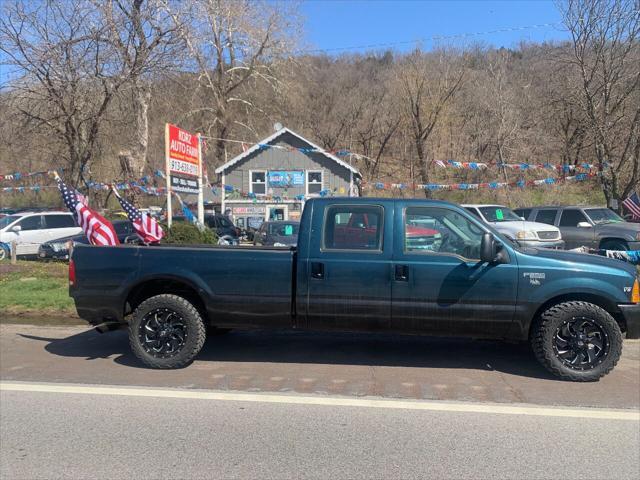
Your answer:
(391, 204), (518, 337)
(305, 202), (393, 331)
(558, 209), (595, 249)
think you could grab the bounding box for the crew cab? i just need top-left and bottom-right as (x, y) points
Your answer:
(70, 198), (640, 381)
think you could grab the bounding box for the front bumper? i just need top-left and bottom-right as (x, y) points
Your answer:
(618, 304), (640, 339)
(519, 239), (565, 249)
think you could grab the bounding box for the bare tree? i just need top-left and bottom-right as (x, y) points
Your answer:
(100, 0), (181, 178)
(0, 0), (129, 186)
(560, 0), (640, 207)
(397, 49), (465, 197)
(162, 0), (299, 169)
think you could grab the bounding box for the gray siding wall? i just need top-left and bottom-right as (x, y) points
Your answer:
(223, 132), (353, 197)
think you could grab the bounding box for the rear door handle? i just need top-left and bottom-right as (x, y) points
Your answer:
(311, 262), (324, 279)
(395, 264), (409, 281)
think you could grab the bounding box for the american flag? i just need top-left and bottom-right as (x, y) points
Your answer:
(622, 191), (640, 220)
(57, 178), (120, 246)
(113, 189), (164, 243)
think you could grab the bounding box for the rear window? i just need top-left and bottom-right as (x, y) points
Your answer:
(113, 222), (132, 235)
(45, 214), (76, 228)
(323, 205), (383, 250)
(535, 209), (558, 225)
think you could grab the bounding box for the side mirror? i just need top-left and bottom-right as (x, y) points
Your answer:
(577, 222), (592, 228)
(480, 233), (497, 263)
(11, 225), (21, 233)
(519, 216), (526, 221)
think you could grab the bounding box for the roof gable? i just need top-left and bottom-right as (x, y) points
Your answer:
(214, 127), (360, 176)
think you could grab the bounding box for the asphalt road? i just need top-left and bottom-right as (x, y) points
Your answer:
(1, 323), (639, 479)
(1, 385), (639, 480)
(1, 324), (639, 409)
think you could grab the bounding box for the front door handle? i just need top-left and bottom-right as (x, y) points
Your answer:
(395, 264), (409, 281)
(311, 262), (324, 279)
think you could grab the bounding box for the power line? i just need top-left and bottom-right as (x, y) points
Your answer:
(296, 22), (562, 54)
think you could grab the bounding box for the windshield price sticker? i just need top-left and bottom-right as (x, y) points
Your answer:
(496, 209), (504, 220)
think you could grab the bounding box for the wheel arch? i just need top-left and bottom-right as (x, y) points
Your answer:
(528, 293), (626, 338)
(598, 237), (629, 249)
(124, 277), (208, 323)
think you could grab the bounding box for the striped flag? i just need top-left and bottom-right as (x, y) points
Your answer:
(622, 191), (640, 220)
(112, 188), (164, 243)
(57, 177), (120, 246)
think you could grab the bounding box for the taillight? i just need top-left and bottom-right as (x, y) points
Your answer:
(632, 278), (640, 304)
(69, 259), (76, 287)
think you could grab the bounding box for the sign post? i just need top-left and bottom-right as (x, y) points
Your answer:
(165, 123), (202, 228)
(197, 133), (204, 225)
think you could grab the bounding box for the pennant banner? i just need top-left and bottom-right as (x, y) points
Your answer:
(363, 174), (594, 192)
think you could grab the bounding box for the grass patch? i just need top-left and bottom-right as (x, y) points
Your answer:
(0, 260), (75, 316)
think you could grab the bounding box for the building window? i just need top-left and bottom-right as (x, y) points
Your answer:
(250, 170), (266, 195)
(306, 170), (323, 195)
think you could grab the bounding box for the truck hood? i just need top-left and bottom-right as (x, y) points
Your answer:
(595, 222), (640, 235)
(523, 247), (637, 277)
(490, 220), (559, 234)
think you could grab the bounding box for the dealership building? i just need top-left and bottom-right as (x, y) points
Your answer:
(214, 127), (361, 229)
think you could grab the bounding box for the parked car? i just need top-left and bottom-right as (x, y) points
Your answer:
(515, 206), (640, 251)
(0, 211), (82, 256)
(254, 221), (300, 246)
(204, 214), (240, 241)
(70, 197), (639, 381)
(37, 220), (139, 260)
(0, 241), (10, 260)
(173, 214), (240, 245)
(463, 204), (564, 249)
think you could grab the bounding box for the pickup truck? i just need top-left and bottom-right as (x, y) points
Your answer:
(70, 198), (640, 381)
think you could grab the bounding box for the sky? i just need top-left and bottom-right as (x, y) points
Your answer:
(299, 0), (570, 54)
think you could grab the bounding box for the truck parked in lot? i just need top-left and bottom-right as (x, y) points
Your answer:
(462, 204), (564, 249)
(70, 198), (640, 381)
(514, 205), (640, 251)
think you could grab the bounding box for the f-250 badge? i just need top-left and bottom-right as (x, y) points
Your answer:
(523, 272), (545, 286)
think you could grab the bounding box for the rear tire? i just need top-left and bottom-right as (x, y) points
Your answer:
(129, 294), (206, 369)
(531, 301), (622, 381)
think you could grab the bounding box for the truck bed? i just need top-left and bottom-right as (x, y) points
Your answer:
(71, 244), (295, 329)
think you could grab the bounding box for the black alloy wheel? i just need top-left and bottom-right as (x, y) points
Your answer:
(138, 308), (187, 358)
(552, 317), (609, 370)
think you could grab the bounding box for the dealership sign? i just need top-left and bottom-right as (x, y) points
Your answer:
(268, 170), (304, 187)
(166, 124), (200, 177)
(164, 123), (203, 226)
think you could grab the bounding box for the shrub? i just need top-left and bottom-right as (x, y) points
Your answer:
(162, 222), (218, 245)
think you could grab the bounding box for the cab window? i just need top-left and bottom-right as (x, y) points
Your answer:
(323, 205), (383, 250)
(559, 210), (588, 227)
(535, 209), (558, 225)
(405, 207), (484, 260)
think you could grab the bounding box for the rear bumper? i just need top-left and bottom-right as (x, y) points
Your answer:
(618, 304), (640, 339)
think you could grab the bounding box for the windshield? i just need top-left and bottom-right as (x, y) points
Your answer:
(584, 208), (625, 225)
(0, 215), (20, 229)
(478, 206), (522, 223)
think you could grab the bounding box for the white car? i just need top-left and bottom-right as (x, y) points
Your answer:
(0, 211), (82, 256)
(462, 204), (565, 249)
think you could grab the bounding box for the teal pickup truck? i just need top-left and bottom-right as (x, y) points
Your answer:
(70, 198), (640, 381)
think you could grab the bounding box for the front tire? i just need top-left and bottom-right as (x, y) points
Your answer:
(531, 301), (622, 381)
(129, 294), (206, 369)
